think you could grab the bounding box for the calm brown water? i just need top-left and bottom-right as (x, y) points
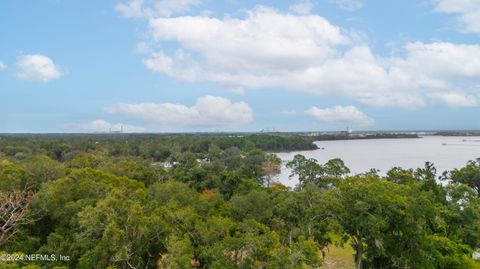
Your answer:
(275, 136), (480, 188)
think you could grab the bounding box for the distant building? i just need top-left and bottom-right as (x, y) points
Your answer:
(109, 124), (124, 134)
(341, 127), (352, 137)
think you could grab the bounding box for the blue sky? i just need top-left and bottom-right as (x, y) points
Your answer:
(1, 0), (480, 132)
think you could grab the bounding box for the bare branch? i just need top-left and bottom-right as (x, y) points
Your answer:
(0, 190), (35, 246)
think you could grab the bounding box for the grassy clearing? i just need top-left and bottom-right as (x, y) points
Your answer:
(321, 245), (355, 269)
(319, 246), (480, 269)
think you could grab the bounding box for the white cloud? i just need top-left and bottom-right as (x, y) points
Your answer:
(63, 120), (146, 133)
(116, 0), (202, 18)
(0, 61), (6, 71)
(146, 6), (350, 67)
(289, 1), (314, 15)
(121, 5), (480, 109)
(16, 54), (62, 82)
(105, 96), (253, 129)
(306, 105), (374, 127)
(434, 0), (480, 32)
(116, 0), (144, 18)
(142, 6), (351, 86)
(329, 0), (363, 11)
(392, 42), (480, 81)
(429, 92), (478, 107)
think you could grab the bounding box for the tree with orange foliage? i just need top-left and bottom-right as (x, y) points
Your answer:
(263, 154), (282, 187)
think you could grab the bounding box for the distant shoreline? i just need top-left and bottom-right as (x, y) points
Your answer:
(274, 131), (480, 153)
(432, 131), (480, 136)
(307, 133), (420, 141)
(267, 133), (421, 153)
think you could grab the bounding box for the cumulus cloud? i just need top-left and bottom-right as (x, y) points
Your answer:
(105, 96), (253, 128)
(120, 5), (480, 109)
(429, 92), (478, 107)
(434, 0), (480, 32)
(116, 0), (202, 18)
(306, 105), (374, 127)
(0, 61), (6, 71)
(329, 0), (363, 11)
(16, 54), (62, 82)
(63, 120), (146, 133)
(146, 6), (349, 69)
(142, 6), (350, 86)
(392, 42), (480, 81)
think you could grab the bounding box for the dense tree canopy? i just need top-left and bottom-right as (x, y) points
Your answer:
(0, 134), (478, 268)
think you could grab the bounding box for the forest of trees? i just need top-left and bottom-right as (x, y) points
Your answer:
(0, 134), (479, 269)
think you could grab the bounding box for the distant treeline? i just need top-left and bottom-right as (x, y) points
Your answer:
(0, 134), (318, 162)
(434, 131), (480, 136)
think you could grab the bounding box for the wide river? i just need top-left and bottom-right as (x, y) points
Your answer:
(275, 136), (480, 188)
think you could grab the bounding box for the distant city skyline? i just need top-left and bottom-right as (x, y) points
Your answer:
(1, 0), (480, 132)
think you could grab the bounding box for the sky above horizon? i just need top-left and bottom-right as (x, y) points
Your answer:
(1, 0), (480, 133)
